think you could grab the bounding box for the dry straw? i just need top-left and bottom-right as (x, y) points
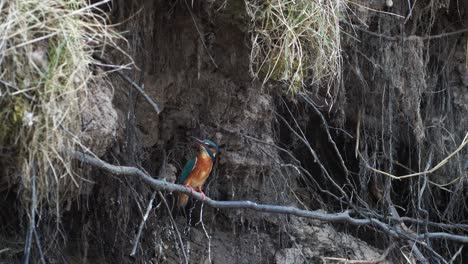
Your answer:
(246, 0), (342, 94)
(0, 0), (120, 208)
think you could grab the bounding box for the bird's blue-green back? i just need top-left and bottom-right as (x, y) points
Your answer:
(179, 157), (196, 184)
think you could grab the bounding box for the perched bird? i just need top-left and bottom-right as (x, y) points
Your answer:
(178, 137), (219, 207)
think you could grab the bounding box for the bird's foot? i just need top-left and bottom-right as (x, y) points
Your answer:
(186, 186), (195, 194)
(198, 189), (206, 202)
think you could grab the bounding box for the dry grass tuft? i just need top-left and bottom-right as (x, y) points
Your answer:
(246, 0), (342, 94)
(0, 0), (120, 208)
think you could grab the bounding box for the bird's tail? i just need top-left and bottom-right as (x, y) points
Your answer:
(178, 193), (189, 207)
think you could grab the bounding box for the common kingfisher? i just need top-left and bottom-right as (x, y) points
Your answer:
(178, 137), (219, 207)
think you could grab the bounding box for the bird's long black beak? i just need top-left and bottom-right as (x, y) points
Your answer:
(190, 136), (205, 148)
(190, 136), (203, 143)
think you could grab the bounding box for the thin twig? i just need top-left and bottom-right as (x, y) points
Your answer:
(275, 106), (351, 203)
(449, 245), (464, 264)
(6, 32), (58, 52)
(117, 71), (161, 114)
(359, 209), (468, 231)
(342, 20), (468, 41)
(221, 126), (344, 204)
(386, 191), (428, 263)
(196, 204), (212, 263)
(355, 108), (361, 158)
(70, 150), (468, 244)
(300, 93), (349, 174)
(346, 0), (405, 18)
(363, 133), (468, 180)
(0, 79), (35, 100)
(183, 0), (218, 68)
(67, 0), (112, 17)
(93, 56), (162, 114)
(130, 191), (159, 257)
(22, 162), (37, 264)
(33, 229), (46, 264)
(158, 191), (188, 264)
(321, 243), (394, 263)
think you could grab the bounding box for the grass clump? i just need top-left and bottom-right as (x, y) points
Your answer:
(0, 0), (119, 207)
(246, 0), (342, 94)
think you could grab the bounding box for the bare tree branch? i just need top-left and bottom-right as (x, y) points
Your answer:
(158, 191), (188, 264)
(300, 93), (348, 175)
(22, 165), (35, 264)
(93, 56), (162, 114)
(130, 191), (159, 257)
(69, 151), (468, 244)
(361, 133), (468, 180)
(341, 19), (468, 41)
(449, 245), (464, 263)
(23, 161), (45, 264)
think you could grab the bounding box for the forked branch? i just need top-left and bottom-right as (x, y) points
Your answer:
(70, 151), (468, 244)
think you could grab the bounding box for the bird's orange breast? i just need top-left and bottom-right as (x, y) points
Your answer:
(183, 152), (213, 189)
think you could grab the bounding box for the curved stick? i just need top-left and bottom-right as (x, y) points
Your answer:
(70, 151), (468, 244)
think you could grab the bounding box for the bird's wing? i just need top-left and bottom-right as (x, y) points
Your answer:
(179, 157), (197, 184)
